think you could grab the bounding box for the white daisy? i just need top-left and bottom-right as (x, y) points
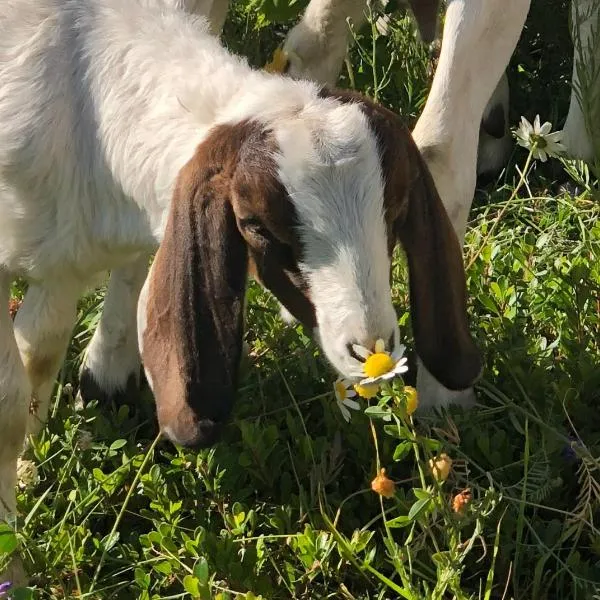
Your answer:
(333, 378), (361, 422)
(350, 338), (408, 386)
(515, 115), (566, 162)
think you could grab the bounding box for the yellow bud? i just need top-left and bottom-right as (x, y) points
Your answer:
(429, 453), (452, 482)
(354, 383), (379, 399)
(404, 386), (418, 416)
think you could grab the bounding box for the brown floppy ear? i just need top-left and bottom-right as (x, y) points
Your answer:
(407, 0), (440, 43)
(396, 136), (482, 390)
(142, 125), (250, 448)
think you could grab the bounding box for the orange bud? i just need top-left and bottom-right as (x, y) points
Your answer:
(452, 488), (472, 514)
(371, 468), (395, 499)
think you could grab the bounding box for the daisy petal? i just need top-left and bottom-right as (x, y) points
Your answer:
(391, 344), (406, 361)
(343, 399), (361, 411)
(520, 116), (533, 133)
(533, 115), (541, 132)
(337, 400), (351, 422)
(352, 344), (371, 360)
(349, 368), (367, 379)
(374, 338), (386, 354)
(345, 389), (357, 398)
(546, 131), (563, 142)
(540, 121), (552, 135)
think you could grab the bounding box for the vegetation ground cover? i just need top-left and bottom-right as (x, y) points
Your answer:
(2, 1), (599, 598)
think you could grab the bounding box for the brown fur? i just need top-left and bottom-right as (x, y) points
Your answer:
(319, 87), (482, 390)
(143, 121), (315, 447)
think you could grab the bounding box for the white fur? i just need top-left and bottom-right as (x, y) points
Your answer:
(562, 0), (599, 161)
(81, 254), (150, 396)
(0, 0), (400, 543)
(77, 0), (227, 397)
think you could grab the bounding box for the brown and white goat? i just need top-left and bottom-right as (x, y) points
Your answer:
(0, 0), (481, 569)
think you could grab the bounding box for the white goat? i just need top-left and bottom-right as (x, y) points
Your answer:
(275, 0), (598, 170)
(265, 0), (599, 405)
(0, 0), (481, 581)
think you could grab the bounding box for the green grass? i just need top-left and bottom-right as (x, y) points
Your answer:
(2, 2), (600, 598)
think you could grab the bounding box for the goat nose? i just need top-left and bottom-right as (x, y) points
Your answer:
(159, 405), (224, 449)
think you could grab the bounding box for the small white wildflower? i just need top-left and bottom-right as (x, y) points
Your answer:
(350, 338), (408, 386)
(333, 379), (361, 422)
(16, 458), (39, 490)
(515, 115), (566, 161)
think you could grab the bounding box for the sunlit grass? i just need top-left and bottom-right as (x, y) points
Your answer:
(2, 1), (600, 598)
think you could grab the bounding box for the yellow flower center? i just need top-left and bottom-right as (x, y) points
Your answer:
(363, 352), (394, 378)
(354, 383), (379, 399)
(334, 381), (347, 401)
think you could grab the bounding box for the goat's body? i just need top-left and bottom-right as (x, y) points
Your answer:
(0, 1), (331, 579)
(0, 0), (245, 281)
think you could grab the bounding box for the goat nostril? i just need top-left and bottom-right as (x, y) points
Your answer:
(347, 342), (365, 363)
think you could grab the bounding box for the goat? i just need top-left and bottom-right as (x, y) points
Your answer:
(263, 0), (599, 405)
(0, 0), (481, 574)
(274, 0), (515, 182)
(273, 0), (597, 171)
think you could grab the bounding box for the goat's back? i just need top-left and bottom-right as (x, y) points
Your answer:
(0, 0), (236, 275)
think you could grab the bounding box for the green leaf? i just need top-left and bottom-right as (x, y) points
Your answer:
(11, 588), (34, 600)
(183, 575), (201, 597)
(412, 488), (431, 501)
(0, 523), (18, 555)
(134, 567), (150, 589)
(364, 406), (391, 419)
(386, 515), (413, 528)
(194, 557), (209, 585)
(153, 561), (172, 575)
(110, 439), (127, 451)
(408, 497), (432, 521)
(393, 441), (411, 462)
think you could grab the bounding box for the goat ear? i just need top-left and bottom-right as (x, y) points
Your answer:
(407, 0), (440, 43)
(396, 138), (482, 391)
(141, 137), (247, 448)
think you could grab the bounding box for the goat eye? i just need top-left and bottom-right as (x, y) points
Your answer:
(239, 217), (269, 238)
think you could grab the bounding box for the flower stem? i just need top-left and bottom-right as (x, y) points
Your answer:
(467, 148), (534, 270)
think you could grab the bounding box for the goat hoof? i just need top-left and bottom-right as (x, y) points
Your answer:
(78, 368), (140, 407)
